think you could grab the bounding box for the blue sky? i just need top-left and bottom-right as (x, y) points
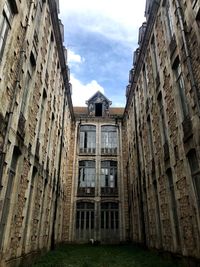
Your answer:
(59, 0), (146, 106)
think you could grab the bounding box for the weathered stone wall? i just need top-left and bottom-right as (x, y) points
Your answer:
(0, 0), (73, 266)
(124, 0), (200, 259)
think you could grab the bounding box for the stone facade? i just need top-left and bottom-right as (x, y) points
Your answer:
(0, 0), (73, 266)
(71, 92), (128, 244)
(1, 0), (200, 265)
(124, 0), (200, 259)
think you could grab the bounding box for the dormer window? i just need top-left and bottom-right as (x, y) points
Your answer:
(86, 91), (112, 117)
(95, 103), (102, 117)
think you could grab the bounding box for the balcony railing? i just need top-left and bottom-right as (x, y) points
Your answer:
(101, 187), (118, 197)
(79, 148), (96, 154)
(101, 148), (117, 155)
(77, 187), (95, 197)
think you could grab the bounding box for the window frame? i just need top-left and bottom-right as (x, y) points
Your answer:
(0, 1), (14, 59)
(187, 149), (200, 206)
(79, 125), (96, 154)
(100, 161), (117, 189)
(173, 58), (189, 119)
(101, 202), (119, 230)
(101, 125), (118, 154)
(78, 161), (96, 188)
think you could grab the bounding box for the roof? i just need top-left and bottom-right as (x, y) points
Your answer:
(86, 91), (112, 105)
(73, 106), (124, 116)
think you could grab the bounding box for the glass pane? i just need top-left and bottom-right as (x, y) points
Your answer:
(106, 211), (109, 229)
(188, 150), (199, 174)
(80, 211), (84, 229)
(101, 211), (104, 228)
(86, 211), (89, 229)
(91, 211), (94, 229)
(76, 211), (80, 229)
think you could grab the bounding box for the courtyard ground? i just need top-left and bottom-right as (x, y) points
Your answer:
(30, 244), (182, 267)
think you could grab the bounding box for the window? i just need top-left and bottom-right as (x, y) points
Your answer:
(151, 36), (159, 78)
(0, 1), (14, 59)
(38, 90), (47, 137)
(173, 58), (188, 119)
(78, 161), (95, 188)
(187, 149), (200, 205)
(0, 146), (21, 246)
(142, 64), (148, 97)
(101, 202), (119, 230)
(157, 93), (167, 143)
(100, 161), (117, 188)
(79, 125), (96, 153)
(45, 32), (54, 78)
(47, 113), (55, 159)
(147, 116), (153, 158)
(95, 103), (102, 116)
(101, 126), (117, 154)
(164, 0), (174, 39)
(21, 71), (32, 115)
(76, 202), (94, 230)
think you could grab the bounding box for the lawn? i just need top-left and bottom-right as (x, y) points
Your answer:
(31, 244), (182, 267)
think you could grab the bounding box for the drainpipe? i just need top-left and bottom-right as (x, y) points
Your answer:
(0, 1), (35, 185)
(175, 0), (200, 116)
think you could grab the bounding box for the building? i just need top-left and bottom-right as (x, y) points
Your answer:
(0, 0), (200, 266)
(125, 0), (200, 259)
(70, 91), (128, 243)
(0, 0), (74, 266)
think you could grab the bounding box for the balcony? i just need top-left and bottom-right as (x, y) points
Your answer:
(79, 148), (96, 154)
(101, 148), (117, 155)
(17, 112), (26, 139)
(77, 187), (95, 197)
(101, 187), (118, 197)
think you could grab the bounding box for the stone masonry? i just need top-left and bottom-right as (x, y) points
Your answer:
(0, 0), (200, 266)
(124, 0), (200, 259)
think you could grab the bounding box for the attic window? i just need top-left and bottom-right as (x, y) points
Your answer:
(95, 103), (102, 116)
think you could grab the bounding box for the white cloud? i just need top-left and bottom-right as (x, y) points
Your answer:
(67, 49), (85, 64)
(70, 74), (105, 106)
(59, 0), (146, 47)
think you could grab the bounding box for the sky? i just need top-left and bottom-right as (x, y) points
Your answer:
(59, 0), (146, 107)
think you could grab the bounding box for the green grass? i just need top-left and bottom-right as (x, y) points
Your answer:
(31, 244), (182, 267)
